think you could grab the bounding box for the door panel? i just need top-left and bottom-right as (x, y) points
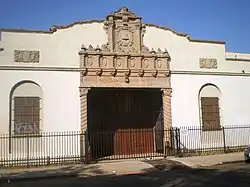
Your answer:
(88, 89), (161, 157)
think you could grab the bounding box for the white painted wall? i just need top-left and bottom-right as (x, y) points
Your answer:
(143, 26), (250, 72)
(171, 74), (250, 127)
(0, 23), (106, 67)
(171, 73), (250, 150)
(0, 19), (250, 155)
(1, 22), (250, 71)
(0, 70), (80, 134)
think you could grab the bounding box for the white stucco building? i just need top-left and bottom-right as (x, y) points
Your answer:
(0, 7), (250, 162)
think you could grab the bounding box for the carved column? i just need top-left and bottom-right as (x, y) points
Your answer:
(79, 87), (90, 132)
(162, 88), (172, 130)
(162, 88), (172, 156)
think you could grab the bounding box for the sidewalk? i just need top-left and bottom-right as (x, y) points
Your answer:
(168, 152), (244, 168)
(0, 152), (244, 182)
(0, 160), (156, 182)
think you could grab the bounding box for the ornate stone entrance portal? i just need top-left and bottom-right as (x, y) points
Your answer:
(78, 7), (172, 155)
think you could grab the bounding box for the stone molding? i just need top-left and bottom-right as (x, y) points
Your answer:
(162, 88), (172, 146)
(14, 50), (40, 63)
(1, 66), (250, 77)
(162, 88), (172, 97)
(199, 58), (217, 69)
(79, 7), (171, 87)
(79, 87), (90, 97)
(79, 88), (90, 131)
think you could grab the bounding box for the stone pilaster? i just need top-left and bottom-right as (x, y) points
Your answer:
(162, 88), (172, 130)
(162, 88), (172, 155)
(79, 87), (90, 132)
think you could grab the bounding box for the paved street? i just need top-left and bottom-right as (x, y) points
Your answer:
(2, 161), (250, 187)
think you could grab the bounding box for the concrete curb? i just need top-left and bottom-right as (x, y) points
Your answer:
(213, 160), (244, 166)
(0, 168), (155, 183)
(0, 172), (78, 183)
(170, 159), (244, 168)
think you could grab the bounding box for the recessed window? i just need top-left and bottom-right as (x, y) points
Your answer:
(199, 84), (221, 131)
(10, 81), (43, 135)
(201, 97), (221, 131)
(14, 97), (40, 134)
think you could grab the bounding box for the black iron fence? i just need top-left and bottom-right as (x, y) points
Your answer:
(171, 125), (250, 157)
(0, 125), (249, 167)
(0, 131), (86, 167)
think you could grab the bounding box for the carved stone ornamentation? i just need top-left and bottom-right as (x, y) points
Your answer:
(96, 69), (103, 76)
(79, 87), (90, 97)
(199, 58), (217, 69)
(143, 59), (149, 68)
(78, 7), (172, 136)
(138, 69), (144, 77)
(156, 59), (163, 68)
(151, 70), (158, 78)
(110, 68), (117, 76)
(81, 69), (88, 76)
(124, 69), (131, 77)
(164, 71), (170, 77)
(162, 88), (172, 97)
(125, 77), (130, 83)
(14, 50), (40, 63)
(78, 6), (171, 87)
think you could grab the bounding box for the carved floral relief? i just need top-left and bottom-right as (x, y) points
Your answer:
(199, 58), (217, 69)
(14, 50), (40, 63)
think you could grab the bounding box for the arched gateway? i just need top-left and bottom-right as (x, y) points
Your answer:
(78, 7), (172, 158)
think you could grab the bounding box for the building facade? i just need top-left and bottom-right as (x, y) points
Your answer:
(1, 7), (250, 159)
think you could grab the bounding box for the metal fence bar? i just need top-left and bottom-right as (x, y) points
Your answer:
(0, 125), (250, 168)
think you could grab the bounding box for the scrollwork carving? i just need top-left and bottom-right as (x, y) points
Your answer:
(138, 69), (144, 77)
(156, 59), (162, 68)
(96, 69), (103, 76)
(78, 7), (171, 86)
(151, 70), (158, 78)
(125, 77), (130, 83)
(116, 58), (123, 67)
(110, 68), (117, 76)
(87, 56), (93, 67)
(124, 69), (131, 77)
(101, 57), (108, 67)
(130, 58), (136, 68)
(144, 59), (149, 68)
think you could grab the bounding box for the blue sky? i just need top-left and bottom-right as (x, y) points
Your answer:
(0, 0), (249, 53)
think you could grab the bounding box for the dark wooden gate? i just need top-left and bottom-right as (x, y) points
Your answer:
(88, 88), (162, 158)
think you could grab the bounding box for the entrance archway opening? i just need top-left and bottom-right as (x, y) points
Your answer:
(87, 88), (164, 158)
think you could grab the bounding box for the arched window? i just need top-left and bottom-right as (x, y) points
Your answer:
(199, 84), (221, 131)
(10, 81), (43, 135)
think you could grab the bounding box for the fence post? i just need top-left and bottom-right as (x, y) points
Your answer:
(26, 135), (30, 168)
(222, 126), (227, 153)
(80, 131), (85, 163)
(164, 129), (169, 158)
(175, 128), (181, 157)
(84, 130), (91, 163)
